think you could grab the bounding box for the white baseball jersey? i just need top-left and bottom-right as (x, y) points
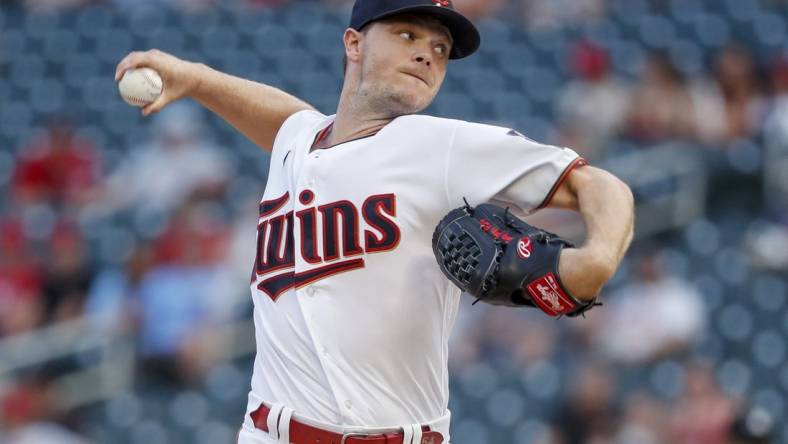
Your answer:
(243, 110), (583, 434)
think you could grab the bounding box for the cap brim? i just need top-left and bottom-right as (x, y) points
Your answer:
(360, 5), (480, 59)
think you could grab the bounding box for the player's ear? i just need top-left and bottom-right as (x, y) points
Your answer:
(343, 28), (363, 65)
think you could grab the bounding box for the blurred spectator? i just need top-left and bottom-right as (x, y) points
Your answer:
(625, 52), (698, 143)
(592, 249), (706, 364)
(763, 53), (788, 146)
(728, 407), (776, 444)
(552, 362), (616, 444)
(710, 44), (767, 142)
(448, 304), (560, 369)
(40, 221), (94, 325)
(85, 244), (154, 335)
(518, 0), (606, 30)
(668, 361), (737, 444)
(21, 0), (95, 12)
(0, 376), (90, 444)
(135, 197), (231, 386)
(0, 219), (42, 337)
(11, 115), (102, 210)
(451, 0), (504, 21)
(556, 41), (630, 160)
(99, 102), (232, 221)
(109, 0), (218, 12)
(615, 392), (667, 444)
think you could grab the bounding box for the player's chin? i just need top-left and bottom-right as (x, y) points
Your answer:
(395, 87), (436, 112)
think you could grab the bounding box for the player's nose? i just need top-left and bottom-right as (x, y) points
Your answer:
(413, 44), (433, 67)
(414, 54), (432, 67)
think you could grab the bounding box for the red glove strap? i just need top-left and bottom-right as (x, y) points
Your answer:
(524, 272), (578, 317)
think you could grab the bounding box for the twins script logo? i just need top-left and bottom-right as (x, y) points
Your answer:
(434, 0), (451, 6)
(252, 190), (400, 301)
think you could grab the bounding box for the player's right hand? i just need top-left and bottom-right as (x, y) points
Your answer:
(115, 49), (203, 116)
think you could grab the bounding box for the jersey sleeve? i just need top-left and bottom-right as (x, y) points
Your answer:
(446, 121), (585, 213)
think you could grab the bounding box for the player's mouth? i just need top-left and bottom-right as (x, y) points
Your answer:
(401, 71), (430, 87)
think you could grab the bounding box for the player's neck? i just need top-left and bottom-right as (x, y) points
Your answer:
(322, 95), (395, 149)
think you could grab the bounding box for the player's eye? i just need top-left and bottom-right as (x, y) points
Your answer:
(399, 31), (414, 40)
(434, 45), (447, 56)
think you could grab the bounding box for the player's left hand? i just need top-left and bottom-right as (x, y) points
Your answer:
(432, 202), (601, 317)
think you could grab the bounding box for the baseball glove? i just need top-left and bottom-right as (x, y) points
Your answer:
(432, 202), (600, 317)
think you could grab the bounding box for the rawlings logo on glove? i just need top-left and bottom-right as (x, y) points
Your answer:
(431, 202), (600, 317)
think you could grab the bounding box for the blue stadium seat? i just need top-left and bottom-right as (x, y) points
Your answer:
(105, 393), (143, 429)
(204, 363), (250, 404)
(522, 66), (561, 104)
(692, 13), (732, 47)
(0, 101), (34, 142)
(669, 39), (704, 76)
(94, 28), (134, 64)
(452, 418), (491, 444)
(716, 358), (752, 397)
(232, 9), (275, 37)
(10, 54), (46, 89)
(192, 421), (235, 444)
(169, 391), (209, 429)
(693, 274), (724, 311)
(716, 304), (754, 343)
(668, 0), (706, 23)
(713, 248), (750, 286)
(649, 360), (685, 399)
(24, 11), (61, 39)
(457, 362), (500, 399)
(147, 28), (187, 54)
(752, 275), (787, 313)
(752, 388), (785, 420)
(64, 54), (101, 87)
(513, 419), (556, 444)
(520, 361), (561, 401)
(683, 219), (721, 257)
(130, 419), (169, 444)
(752, 12), (787, 47)
(127, 7), (168, 39)
(181, 12), (222, 38)
(721, 0), (761, 21)
(485, 388), (526, 427)
(638, 14), (679, 49)
(75, 6), (114, 38)
(489, 91), (530, 122)
(201, 26), (241, 60)
(463, 67), (507, 97)
(751, 330), (786, 369)
(29, 78), (66, 114)
(0, 29), (26, 63)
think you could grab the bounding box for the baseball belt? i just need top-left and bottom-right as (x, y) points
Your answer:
(250, 403), (444, 444)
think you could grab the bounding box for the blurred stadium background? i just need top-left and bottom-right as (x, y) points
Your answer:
(1, 0), (788, 443)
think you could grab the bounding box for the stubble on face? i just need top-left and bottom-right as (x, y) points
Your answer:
(352, 16), (450, 119)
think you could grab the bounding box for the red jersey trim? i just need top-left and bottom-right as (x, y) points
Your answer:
(536, 157), (588, 210)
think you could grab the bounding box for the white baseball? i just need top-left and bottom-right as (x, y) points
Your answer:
(118, 67), (163, 107)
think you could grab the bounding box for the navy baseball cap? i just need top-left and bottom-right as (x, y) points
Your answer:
(349, 0), (481, 59)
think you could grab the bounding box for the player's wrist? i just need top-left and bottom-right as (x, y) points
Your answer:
(184, 61), (210, 98)
(558, 248), (612, 301)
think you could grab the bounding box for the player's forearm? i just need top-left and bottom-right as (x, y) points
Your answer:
(190, 63), (314, 151)
(559, 167), (635, 300)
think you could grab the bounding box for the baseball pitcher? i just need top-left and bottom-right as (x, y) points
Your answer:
(115, 1), (635, 443)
